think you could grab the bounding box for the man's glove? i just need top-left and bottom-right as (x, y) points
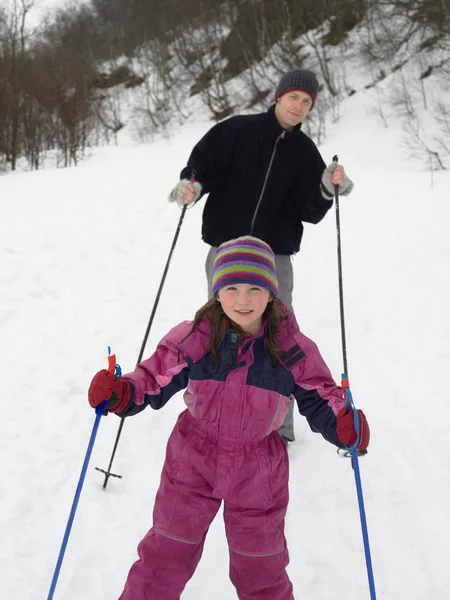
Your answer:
(336, 408), (370, 451)
(321, 162), (354, 199)
(88, 369), (131, 413)
(169, 179), (202, 208)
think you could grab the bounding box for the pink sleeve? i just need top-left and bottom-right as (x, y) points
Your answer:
(292, 331), (346, 416)
(122, 321), (192, 407)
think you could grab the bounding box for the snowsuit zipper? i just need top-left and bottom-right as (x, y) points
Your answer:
(250, 130), (286, 235)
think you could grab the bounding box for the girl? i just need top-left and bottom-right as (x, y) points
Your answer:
(88, 235), (369, 600)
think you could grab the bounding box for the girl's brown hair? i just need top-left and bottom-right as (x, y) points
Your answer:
(183, 297), (289, 370)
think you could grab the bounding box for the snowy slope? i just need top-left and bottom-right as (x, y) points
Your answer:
(1, 87), (450, 600)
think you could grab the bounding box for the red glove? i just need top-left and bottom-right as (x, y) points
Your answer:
(336, 408), (370, 451)
(88, 369), (131, 413)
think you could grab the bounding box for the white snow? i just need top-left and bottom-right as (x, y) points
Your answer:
(1, 87), (449, 600)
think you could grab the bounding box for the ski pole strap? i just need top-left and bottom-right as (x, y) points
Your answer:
(341, 373), (360, 452)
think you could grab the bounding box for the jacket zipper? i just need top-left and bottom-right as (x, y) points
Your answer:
(250, 130), (286, 235)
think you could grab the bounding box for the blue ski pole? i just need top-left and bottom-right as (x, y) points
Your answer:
(47, 349), (120, 600)
(341, 375), (376, 599)
(333, 155), (377, 599)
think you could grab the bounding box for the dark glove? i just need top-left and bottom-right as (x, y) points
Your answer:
(88, 369), (131, 413)
(336, 408), (370, 451)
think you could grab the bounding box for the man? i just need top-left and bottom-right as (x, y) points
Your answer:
(169, 68), (354, 444)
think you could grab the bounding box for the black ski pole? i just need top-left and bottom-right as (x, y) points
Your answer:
(333, 154), (363, 458)
(333, 154), (348, 375)
(95, 204), (188, 488)
(333, 155), (376, 599)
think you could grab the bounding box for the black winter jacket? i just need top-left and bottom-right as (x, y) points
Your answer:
(180, 105), (332, 254)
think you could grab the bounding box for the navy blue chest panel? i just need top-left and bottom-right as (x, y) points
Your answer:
(187, 336), (302, 398)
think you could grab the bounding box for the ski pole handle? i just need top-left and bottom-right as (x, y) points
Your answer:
(333, 154), (339, 190)
(96, 349), (118, 415)
(107, 352), (116, 376)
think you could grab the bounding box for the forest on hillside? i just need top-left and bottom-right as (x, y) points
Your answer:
(0, 0), (449, 171)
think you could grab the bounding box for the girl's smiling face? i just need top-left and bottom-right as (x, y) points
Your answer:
(216, 283), (271, 335)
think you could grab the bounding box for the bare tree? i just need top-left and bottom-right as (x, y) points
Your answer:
(1, 0), (35, 170)
(170, 0), (234, 120)
(393, 67), (447, 173)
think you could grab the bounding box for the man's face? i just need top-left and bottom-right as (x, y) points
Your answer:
(274, 90), (313, 130)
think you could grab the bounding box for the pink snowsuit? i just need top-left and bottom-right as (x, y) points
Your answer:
(117, 313), (345, 599)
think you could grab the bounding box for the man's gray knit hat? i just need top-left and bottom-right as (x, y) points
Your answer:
(275, 69), (319, 108)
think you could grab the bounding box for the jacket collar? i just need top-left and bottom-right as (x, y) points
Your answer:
(178, 310), (300, 359)
(222, 317), (268, 349)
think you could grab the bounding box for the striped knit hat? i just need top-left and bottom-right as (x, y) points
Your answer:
(212, 236), (278, 298)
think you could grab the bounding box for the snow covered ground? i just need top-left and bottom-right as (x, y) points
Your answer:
(1, 86), (449, 599)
